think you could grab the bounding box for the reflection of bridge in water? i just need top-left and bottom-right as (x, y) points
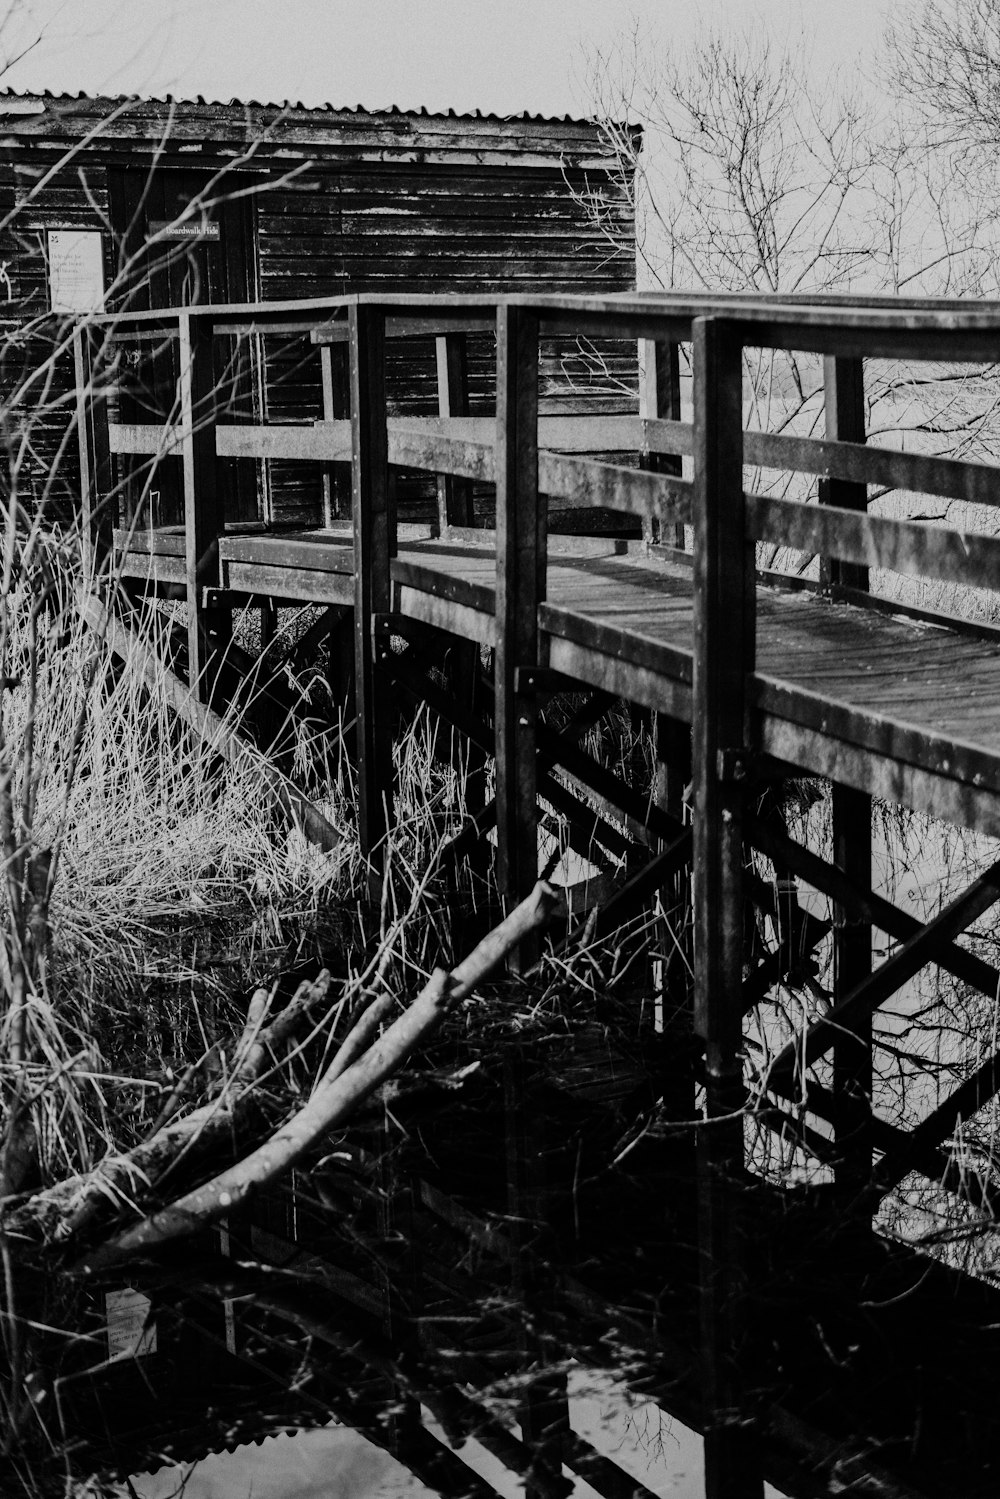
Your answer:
(54, 1042), (1000, 1499)
(66, 290), (1000, 1498)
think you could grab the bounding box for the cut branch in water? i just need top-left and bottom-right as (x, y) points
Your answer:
(74, 880), (561, 1273)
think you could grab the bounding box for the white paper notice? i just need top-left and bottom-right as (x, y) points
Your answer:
(48, 229), (105, 314)
(105, 1287), (157, 1361)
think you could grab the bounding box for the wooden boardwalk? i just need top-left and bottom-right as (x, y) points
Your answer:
(78, 288), (1000, 1499)
(119, 525), (1000, 834)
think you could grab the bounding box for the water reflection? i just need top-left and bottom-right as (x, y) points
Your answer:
(129, 1374), (720, 1499)
(11, 1016), (1000, 1498)
(133, 1427), (427, 1499)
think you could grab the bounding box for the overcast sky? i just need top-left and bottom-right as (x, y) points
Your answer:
(0, 0), (898, 115)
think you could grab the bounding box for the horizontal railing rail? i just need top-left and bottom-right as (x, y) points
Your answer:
(105, 413), (646, 460)
(746, 493), (1000, 591)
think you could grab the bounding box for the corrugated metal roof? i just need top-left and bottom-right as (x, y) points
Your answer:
(0, 87), (603, 127)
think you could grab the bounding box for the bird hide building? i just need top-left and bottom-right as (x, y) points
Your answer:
(0, 92), (639, 528)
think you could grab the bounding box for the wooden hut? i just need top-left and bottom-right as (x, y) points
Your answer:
(0, 92), (639, 528)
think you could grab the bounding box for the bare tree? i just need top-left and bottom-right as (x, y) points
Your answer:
(585, 21), (1000, 300)
(583, 24), (1000, 548)
(587, 27), (883, 298)
(886, 0), (1000, 156)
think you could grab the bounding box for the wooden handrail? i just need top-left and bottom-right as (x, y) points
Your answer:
(104, 409), (1000, 509)
(87, 285), (1000, 338)
(106, 414), (645, 461)
(747, 493), (1000, 591)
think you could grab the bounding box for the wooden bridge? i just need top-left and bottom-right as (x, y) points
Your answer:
(74, 290), (1000, 1499)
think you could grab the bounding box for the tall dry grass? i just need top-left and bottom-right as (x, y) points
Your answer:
(0, 552), (508, 1205)
(0, 561), (360, 1194)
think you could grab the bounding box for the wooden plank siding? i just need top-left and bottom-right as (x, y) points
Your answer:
(253, 163), (636, 526)
(0, 93), (637, 531)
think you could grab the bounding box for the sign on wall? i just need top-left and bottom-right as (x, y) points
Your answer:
(48, 229), (106, 314)
(149, 219), (221, 241)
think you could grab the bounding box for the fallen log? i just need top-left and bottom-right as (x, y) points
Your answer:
(6, 971), (335, 1246)
(75, 880), (561, 1274)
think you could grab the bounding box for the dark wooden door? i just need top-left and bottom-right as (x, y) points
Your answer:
(108, 166), (261, 526)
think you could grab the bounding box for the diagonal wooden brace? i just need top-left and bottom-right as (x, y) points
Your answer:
(764, 1076), (1000, 1219)
(870, 1048), (1000, 1203)
(768, 858), (1000, 1084)
(748, 814), (1000, 1004)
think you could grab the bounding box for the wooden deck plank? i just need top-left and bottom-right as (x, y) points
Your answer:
(118, 528), (1000, 831)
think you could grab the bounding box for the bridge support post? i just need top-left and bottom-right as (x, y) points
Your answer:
(495, 304), (542, 965)
(832, 780), (873, 1210)
(646, 335), (691, 1045)
(691, 316), (762, 1499)
(180, 313), (228, 699)
(502, 1045), (571, 1499)
(350, 303), (394, 894)
(822, 354), (873, 1213)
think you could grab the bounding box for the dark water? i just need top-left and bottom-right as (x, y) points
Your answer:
(11, 1013), (1000, 1499)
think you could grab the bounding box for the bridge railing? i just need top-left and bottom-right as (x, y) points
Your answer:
(76, 292), (1000, 898)
(77, 294), (648, 685)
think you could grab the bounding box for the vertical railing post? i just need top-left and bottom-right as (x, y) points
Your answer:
(495, 304), (541, 960)
(73, 323), (114, 581)
(320, 342), (336, 530)
(320, 340), (350, 527)
(436, 328), (484, 814)
(822, 355), (873, 1209)
(640, 336), (684, 549)
(435, 331), (473, 537)
(691, 315), (762, 1499)
(350, 302), (393, 893)
(820, 355), (867, 594)
(180, 312), (225, 698)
